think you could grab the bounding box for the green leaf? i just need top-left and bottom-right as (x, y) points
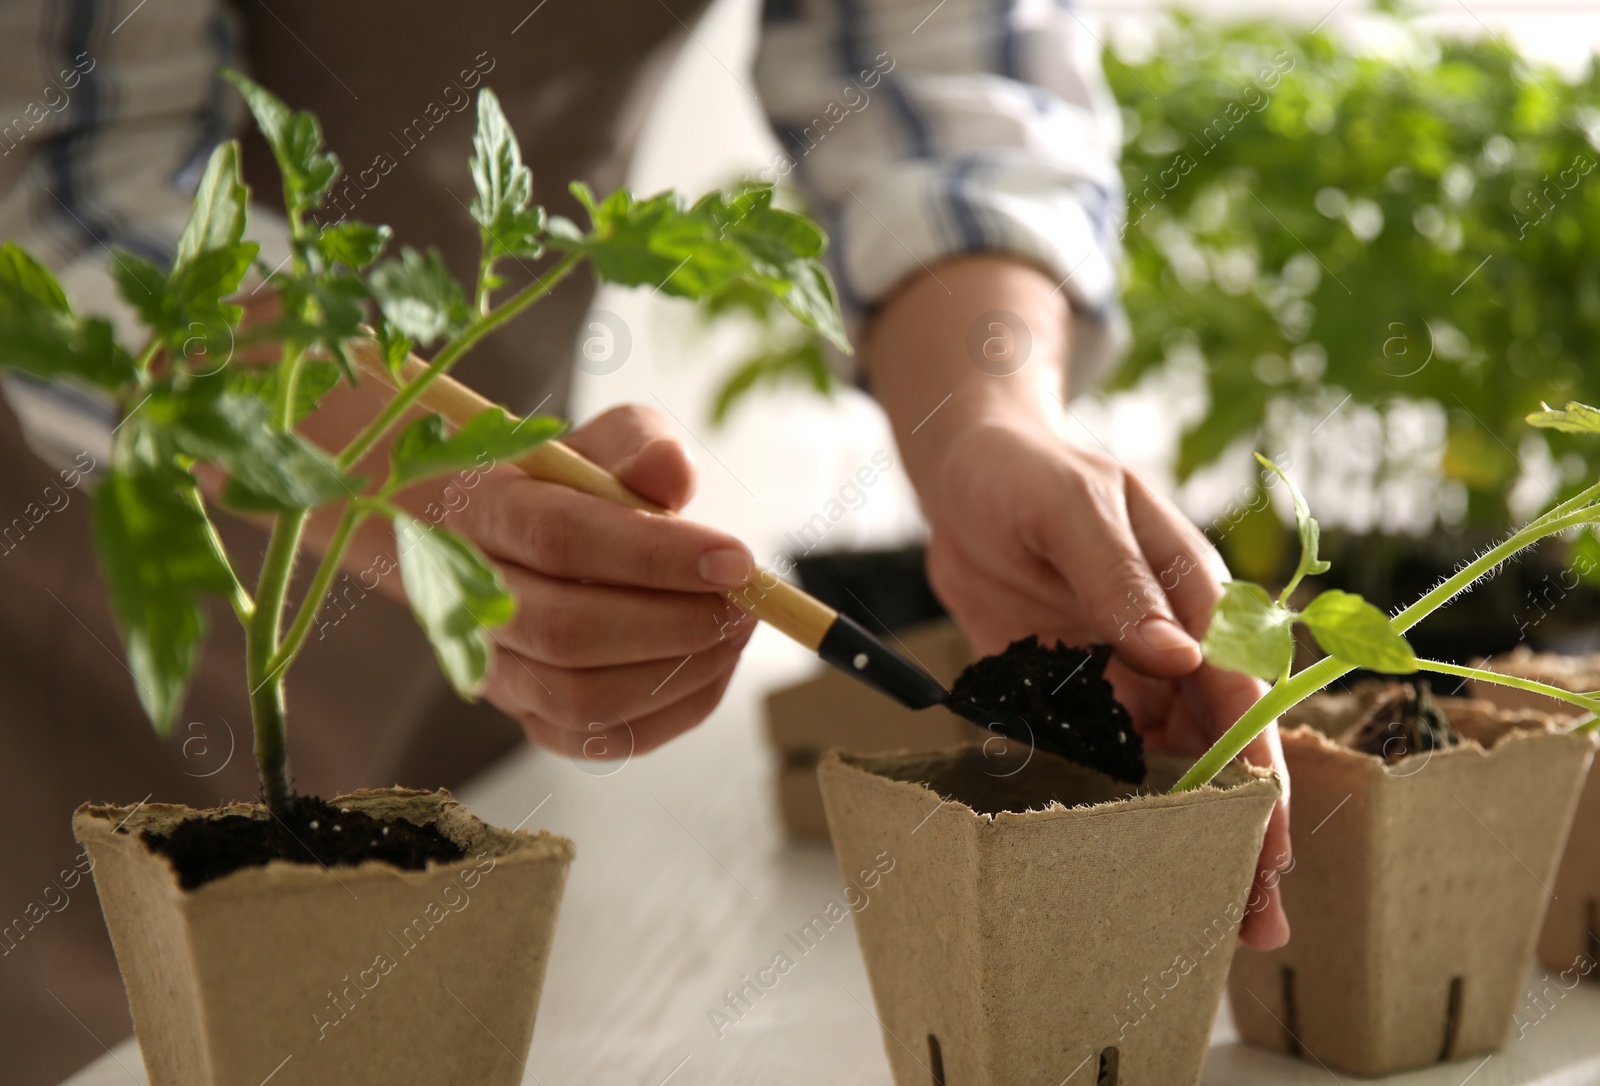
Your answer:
(0, 310), (136, 391)
(91, 467), (236, 735)
(1299, 589), (1417, 673)
(368, 247), (469, 346)
(556, 182), (851, 353)
(315, 220), (391, 270)
(112, 242), (258, 356)
(375, 318), (414, 376)
(174, 142), (250, 268)
(1201, 580), (1297, 682)
(1526, 401), (1600, 436)
(1254, 453), (1331, 602)
(228, 356), (342, 424)
(149, 387), (357, 509)
(469, 88), (546, 266)
(223, 70), (340, 215)
(390, 408), (565, 489)
(394, 515), (515, 698)
(710, 337), (836, 425)
(0, 241), (71, 315)
(705, 189), (849, 351)
(263, 272), (370, 380)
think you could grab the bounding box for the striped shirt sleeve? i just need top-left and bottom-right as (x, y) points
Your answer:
(0, 0), (289, 473)
(755, 0), (1129, 390)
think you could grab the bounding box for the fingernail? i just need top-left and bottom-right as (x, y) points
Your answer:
(698, 548), (753, 587)
(1136, 616), (1196, 655)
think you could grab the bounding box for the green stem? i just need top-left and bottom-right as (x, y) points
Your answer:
(276, 341), (305, 432)
(245, 508), (309, 811)
(134, 337), (161, 376)
(268, 502), (368, 675)
(1171, 502), (1600, 792)
(1412, 659), (1600, 724)
(180, 480), (253, 623)
(336, 250), (584, 470)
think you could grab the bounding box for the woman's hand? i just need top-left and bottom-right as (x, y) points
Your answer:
(867, 255), (1291, 950)
(918, 416), (1291, 949)
(454, 405), (758, 760)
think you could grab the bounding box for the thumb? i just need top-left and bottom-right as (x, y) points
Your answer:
(562, 403), (697, 512)
(1042, 469), (1202, 677)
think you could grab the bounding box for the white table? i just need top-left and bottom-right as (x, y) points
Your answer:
(63, 629), (1600, 1085)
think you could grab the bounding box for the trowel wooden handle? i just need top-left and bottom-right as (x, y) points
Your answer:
(348, 339), (839, 650)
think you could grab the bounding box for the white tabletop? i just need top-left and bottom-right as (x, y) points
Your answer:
(62, 628), (1600, 1086)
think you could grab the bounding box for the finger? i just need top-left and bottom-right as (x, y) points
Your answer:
(495, 565), (750, 668)
(562, 404), (697, 511)
(1038, 460), (1202, 677)
(516, 662), (738, 760)
(1124, 474), (1232, 638)
(1188, 662), (1292, 950)
(488, 624), (752, 727)
(472, 476), (754, 592)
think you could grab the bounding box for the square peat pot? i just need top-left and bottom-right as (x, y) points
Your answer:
(73, 788), (573, 1086)
(817, 744), (1279, 1086)
(1228, 694), (1595, 1077)
(1469, 649), (1600, 975)
(766, 620), (982, 839)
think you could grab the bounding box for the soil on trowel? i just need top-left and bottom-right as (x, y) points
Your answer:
(139, 794), (466, 890)
(1340, 679), (1462, 764)
(947, 637), (1146, 784)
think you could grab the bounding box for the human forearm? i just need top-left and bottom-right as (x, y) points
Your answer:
(865, 255), (1073, 514)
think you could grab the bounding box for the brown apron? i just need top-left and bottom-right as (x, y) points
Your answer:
(0, 1), (712, 1079)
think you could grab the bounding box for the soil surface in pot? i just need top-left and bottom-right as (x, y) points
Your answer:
(139, 795), (465, 890)
(947, 637), (1145, 783)
(1340, 680), (1462, 763)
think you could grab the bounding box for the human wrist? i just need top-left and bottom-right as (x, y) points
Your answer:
(865, 254), (1072, 502)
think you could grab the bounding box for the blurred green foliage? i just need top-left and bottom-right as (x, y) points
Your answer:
(1106, 10), (1600, 530)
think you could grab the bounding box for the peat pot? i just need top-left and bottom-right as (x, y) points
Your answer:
(73, 787), (574, 1086)
(1470, 648), (1600, 975)
(1228, 692), (1594, 1077)
(817, 744), (1280, 1086)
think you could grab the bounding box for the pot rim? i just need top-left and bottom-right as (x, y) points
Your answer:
(1280, 693), (1595, 775)
(73, 785), (574, 899)
(822, 744), (1279, 828)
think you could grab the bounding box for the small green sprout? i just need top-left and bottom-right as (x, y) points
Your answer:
(1178, 411), (1600, 792)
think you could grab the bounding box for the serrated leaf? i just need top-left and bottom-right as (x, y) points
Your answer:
(174, 142), (250, 268)
(1299, 589), (1417, 673)
(390, 408), (565, 488)
(1527, 401), (1600, 436)
(469, 88), (546, 265)
(91, 467), (236, 735)
(1201, 580), (1297, 682)
(150, 386), (357, 509)
(555, 182), (851, 353)
(110, 250), (170, 327)
(368, 247), (469, 346)
(224, 70), (340, 215)
(710, 337), (835, 425)
(0, 309), (136, 391)
(1254, 452), (1330, 601)
(373, 317), (414, 376)
(0, 241), (71, 315)
(315, 221), (391, 270)
(394, 515), (515, 697)
(112, 242), (258, 354)
(227, 356), (342, 424)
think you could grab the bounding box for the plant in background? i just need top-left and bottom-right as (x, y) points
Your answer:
(1107, 10), (1600, 542)
(0, 73), (848, 814)
(1175, 401), (1600, 792)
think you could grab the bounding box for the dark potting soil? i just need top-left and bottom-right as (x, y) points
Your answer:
(947, 637), (1146, 784)
(138, 794), (466, 891)
(1342, 679), (1462, 764)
